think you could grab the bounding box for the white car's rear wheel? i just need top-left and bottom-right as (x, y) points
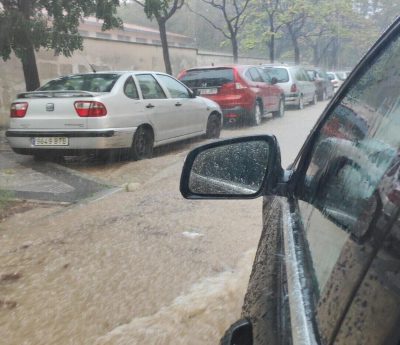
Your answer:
(130, 126), (153, 160)
(205, 114), (221, 139)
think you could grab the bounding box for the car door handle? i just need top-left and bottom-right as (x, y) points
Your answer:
(175, 102), (182, 107)
(146, 103), (155, 108)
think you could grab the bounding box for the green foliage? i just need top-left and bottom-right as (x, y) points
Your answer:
(0, 0), (122, 62)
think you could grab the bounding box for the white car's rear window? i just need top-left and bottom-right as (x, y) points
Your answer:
(38, 73), (121, 92)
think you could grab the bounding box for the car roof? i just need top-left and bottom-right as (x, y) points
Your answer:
(184, 64), (256, 72)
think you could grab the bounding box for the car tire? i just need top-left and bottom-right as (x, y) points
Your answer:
(251, 101), (262, 126)
(205, 113), (221, 139)
(272, 98), (285, 118)
(130, 126), (154, 160)
(311, 92), (318, 105)
(297, 95), (304, 110)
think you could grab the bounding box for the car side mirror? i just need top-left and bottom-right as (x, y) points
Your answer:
(271, 77), (278, 85)
(180, 135), (284, 199)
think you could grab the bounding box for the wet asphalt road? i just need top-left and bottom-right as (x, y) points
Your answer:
(0, 101), (328, 345)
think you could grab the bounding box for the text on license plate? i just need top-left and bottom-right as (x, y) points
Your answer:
(33, 137), (69, 146)
(199, 88), (218, 95)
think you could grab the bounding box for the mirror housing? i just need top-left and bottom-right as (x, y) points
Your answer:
(271, 77), (278, 85)
(180, 135), (284, 199)
(220, 318), (253, 345)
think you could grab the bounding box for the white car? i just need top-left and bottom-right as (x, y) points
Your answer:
(6, 71), (222, 160)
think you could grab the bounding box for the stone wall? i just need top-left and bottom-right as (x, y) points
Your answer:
(0, 37), (267, 128)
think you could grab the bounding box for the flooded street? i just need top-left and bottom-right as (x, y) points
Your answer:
(0, 102), (326, 345)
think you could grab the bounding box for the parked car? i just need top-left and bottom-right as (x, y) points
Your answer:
(261, 64), (317, 109)
(180, 16), (400, 345)
(6, 71), (222, 160)
(177, 65), (285, 126)
(327, 71), (343, 90)
(305, 67), (334, 101)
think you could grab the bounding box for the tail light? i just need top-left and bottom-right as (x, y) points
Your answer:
(10, 102), (28, 118)
(290, 84), (298, 93)
(74, 101), (107, 117)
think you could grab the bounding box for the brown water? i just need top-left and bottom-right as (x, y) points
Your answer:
(0, 104), (324, 344)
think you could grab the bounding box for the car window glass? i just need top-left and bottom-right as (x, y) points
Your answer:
(39, 73), (121, 92)
(249, 68), (264, 82)
(264, 67), (289, 82)
(258, 68), (271, 83)
(156, 74), (189, 98)
(123, 76), (139, 99)
(136, 74), (166, 99)
(298, 31), (400, 294)
(179, 68), (234, 88)
(244, 69), (253, 81)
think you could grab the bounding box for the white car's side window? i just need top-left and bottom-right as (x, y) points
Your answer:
(156, 74), (190, 99)
(123, 76), (139, 99)
(136, 74), (166, 100)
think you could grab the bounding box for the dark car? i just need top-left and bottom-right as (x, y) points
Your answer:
(180, 16), (400, 345)
(306, 67), (335, 101)
(177, 65), (285, 126)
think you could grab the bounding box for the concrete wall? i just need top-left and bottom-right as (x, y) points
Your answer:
(0, 38), (267, 128)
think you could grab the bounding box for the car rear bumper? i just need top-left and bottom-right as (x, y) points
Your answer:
(221, 106), (249, 123)
(284, 93), (300, 105)
(6, 128), (136, 151)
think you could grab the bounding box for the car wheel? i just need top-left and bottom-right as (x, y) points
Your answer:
(130, 126), (154, 160)
(311, 92), (318, 105)
(272, 98), (285, 117)
(297, 95), (304, 110)
(251, 101), (262, 126)
(205, 113), (221, 139)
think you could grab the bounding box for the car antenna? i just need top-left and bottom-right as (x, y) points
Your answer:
(89, 64), (97, 73)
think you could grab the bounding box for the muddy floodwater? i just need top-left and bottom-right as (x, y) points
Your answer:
(0, 103), (324, 344)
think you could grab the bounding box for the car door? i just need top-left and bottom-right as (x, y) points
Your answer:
(135, 73), (176, 142)
(237, 18), (400, 345)
(258, 67), (281, 112)
(283, 22), (400, 345)
(155, 73), (206, 135)
(245, 67), (270, 111)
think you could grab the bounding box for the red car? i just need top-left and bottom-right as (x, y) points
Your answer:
(177, 65), (285, 126)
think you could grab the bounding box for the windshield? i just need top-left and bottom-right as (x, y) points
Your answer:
(38, 73), (121, 92)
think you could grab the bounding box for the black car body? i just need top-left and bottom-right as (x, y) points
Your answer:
(180, 16), (400, 345)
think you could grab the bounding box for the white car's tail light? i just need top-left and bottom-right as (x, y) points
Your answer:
(10, 102), (29, 118)
(74, 101), (107, 117)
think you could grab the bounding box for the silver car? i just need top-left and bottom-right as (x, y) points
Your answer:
(262, 65), (317, 109)
(6, 71), (222, 160)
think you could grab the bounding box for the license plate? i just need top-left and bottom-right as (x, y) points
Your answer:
(33, 137), (69, 146)
(199, 88), (218, 95)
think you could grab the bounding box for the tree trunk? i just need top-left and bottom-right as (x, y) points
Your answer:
(288, 26), (300, 64)
(269, 35), (275, 63)
(232, 36), (239, 63)
(19, 0), (40, 91)
(21, 45), (40, 91)
(157, 19), (172, 75)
